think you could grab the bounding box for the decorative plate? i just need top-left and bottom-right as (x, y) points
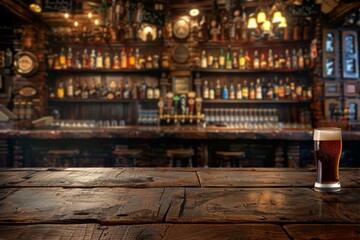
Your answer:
(173, 19), (189, 39)
(13, 51), (38, 76)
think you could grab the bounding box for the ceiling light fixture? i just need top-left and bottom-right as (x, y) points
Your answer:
(189, 8), (200, 17)
(29, 0), (42, 13)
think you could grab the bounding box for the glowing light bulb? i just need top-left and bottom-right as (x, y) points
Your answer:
(94, 19), (99, 26)
(64, 13), (69, 19)
(74, 21), (79, 27)
(88, 12), (92, 19)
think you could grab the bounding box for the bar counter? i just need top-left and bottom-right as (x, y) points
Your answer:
(0, 167), (359, 239)
(2, 126), (360, 140)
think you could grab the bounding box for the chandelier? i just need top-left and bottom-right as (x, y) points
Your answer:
(247, 0), (288, 39)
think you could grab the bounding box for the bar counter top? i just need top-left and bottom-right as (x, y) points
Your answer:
(0, 167), (359, 239)
(1, 126), (360, 140)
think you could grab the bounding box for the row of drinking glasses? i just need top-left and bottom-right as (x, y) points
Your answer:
(52, 120), (125, 128)
(205, 108), (279, 124)
(138, 110), (159, 125)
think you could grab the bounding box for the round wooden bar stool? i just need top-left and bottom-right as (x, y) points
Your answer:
(113, 149), (143, 167)
(216, 151), (246, 167)
(46, 149), (80, 167)
(166, 149), (194, 167)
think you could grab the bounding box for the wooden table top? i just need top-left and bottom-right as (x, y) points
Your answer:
(0, 168), (359, 239)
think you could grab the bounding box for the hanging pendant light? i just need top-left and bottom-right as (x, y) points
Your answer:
(272, 11), (283, 23)
(257, 10), (267, 24)
(248, 17), (258, 29)
(29, 0), (42, 13)
(278, 17), (287, 28)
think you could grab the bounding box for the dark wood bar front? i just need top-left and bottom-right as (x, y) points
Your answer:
(0, 168), (359, 239)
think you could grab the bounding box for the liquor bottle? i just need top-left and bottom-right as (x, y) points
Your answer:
(266, 81), (273, 100)
(201, 50), (207, 68)
(241, 6), (248, 42)
(215, 79), (222, 99)
(304, 48), (311, 68)
(239, 48), (245, 70)
(74, 80), (82, 99)
(203, 80), (209, 99)
(292, 18), (301, 41)
(146, 83), (154, 99)
(90, 49), (96, 69)
(67, 78), (74, 98)
(145, 54), (153, 69)
(82, 49), (89, 69)
(115, 82), (123, 99)
(229, 81), (235, 99)
(57, 80), (65, 99)
(255, 78), (262, 100)
(232, 51), (239, 69)
(297, 48), (304, 69)
(236, 82), (242, 99)
(279, 54), (285, 69)
(285, 49), (291, 69)
(96, 50), (103, 69)
(213, 57), (219, 69)
(290, 79), (297, 100)
(249, 81), (255, 100)
(274, 54), (279, 69)
(59, 47), (66, 69)
(67, 47), (73, 68)
(120, 48), (127, 69)
(253, 50), (260, 69)
(209, 81), (215, 100)
(207, 52), (214, 69)
(89, 79), (97, 99)
(273, 76), (279, 100)
(292, 49), (298, 69)
(53, 53), (60, 69)
(260, 53), (267, 69)
(81, 82), (89, 99)
(75, 51), (82, 69)
(222, 84), (229, 100)
(219, 49), (225, 69)
(153, 83), (160, 99)
(278, 79), (285, 99)
(135, 48), (141, 69)
(261, 77), (267, 99)
(296, 79), (303, 100)
(284, 77), (291, 99)
(268, 49), (274, 69)
(225, 46), (232, 70)
(245, 50), (251, 69)
(104, 52), (111, 69)
(123, 80), (131, 99)
(47, 49), (54, 68)
(113, 52), (120, 69)
(242, 80), (249, 100)
(128, 48), (135, 69)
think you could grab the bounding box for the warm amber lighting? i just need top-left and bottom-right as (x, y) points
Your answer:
(247, 17), (258, 29)
(64, 13), (69, 19)
(189, 8), (200, 17)
(88, 12), (93, 19)
(94, 19), (99, 25)
(262, 20), (271, 31)
(257, 11), (267, 24)
(29, 0), (42, 13)
(279, 17), (287, 28)
(74, 21), (79, 27)
(272, 11), (283, 23)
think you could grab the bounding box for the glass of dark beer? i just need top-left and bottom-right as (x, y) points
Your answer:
(313, 127), (342, 192)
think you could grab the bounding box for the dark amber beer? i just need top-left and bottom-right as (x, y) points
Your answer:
(313, 128), (342, 192)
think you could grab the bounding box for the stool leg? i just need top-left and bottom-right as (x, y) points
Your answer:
(188, 157), (193, 167)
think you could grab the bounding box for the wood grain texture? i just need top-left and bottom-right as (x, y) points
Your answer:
(166, 188), (350, 223)
(1, 168), (199, 188)
(0, 187), (180, 224)
(284, 224), (360, 240)
(0, 224), (290, 240)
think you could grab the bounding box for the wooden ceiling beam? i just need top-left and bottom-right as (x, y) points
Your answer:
(0, 0), (34, 24)
(328, 1), (360, 24)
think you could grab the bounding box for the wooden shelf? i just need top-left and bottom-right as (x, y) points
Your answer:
(203, 99), (312, 104)
(47, 68), (169, 74)
(193, 68), (313, 74)
(48, 40), (164, 49)
(199, 39), (311, 48)
(49, 98), (158, 103)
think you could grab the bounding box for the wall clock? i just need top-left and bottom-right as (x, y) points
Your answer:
(173, 19), (189, 39)
(13, 51), (38, 76)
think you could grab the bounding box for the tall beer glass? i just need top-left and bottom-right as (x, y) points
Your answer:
(313, 127), (342, 192)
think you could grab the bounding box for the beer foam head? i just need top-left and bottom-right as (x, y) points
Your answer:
(313, 128), (342, 141)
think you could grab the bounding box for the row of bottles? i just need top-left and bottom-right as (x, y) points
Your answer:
(47, 47), (162, 70)
(201, 77), (312, 101)
(200, 47), (311, 70)
(50, 78), (161, 100)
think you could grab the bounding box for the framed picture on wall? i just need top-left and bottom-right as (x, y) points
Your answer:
(343, 80), (359, 97)
(172, 76), (191, 94)
(322, 29), (339, 78)
(342, 31), (359, 79)
(324, 98), (341, 121)
(324, 81), (341, 97)
(345, 99), (360, 121)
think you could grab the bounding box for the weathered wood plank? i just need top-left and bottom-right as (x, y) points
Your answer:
(316, 188), (360, 223)
(0, 224), (103, 240)
(284, 224), (360, 240)
(0, 224), (290, 240)
(0, 170), (39, 186)
(166, 188), (351, 223)
(0, 187), (181, 224)
(1, 168), (199, 188)
(197, 169), (360, 188)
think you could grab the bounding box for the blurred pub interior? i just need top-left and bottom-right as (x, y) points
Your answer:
(0, 0), (359, 168)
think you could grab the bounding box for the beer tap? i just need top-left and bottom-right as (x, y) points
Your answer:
(173, 95), (180, 124)
(195, 97), (203, 123)
(187, 91), (196, 123)
(180, 94), (187, 123)
(166, 92), (173, 123)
